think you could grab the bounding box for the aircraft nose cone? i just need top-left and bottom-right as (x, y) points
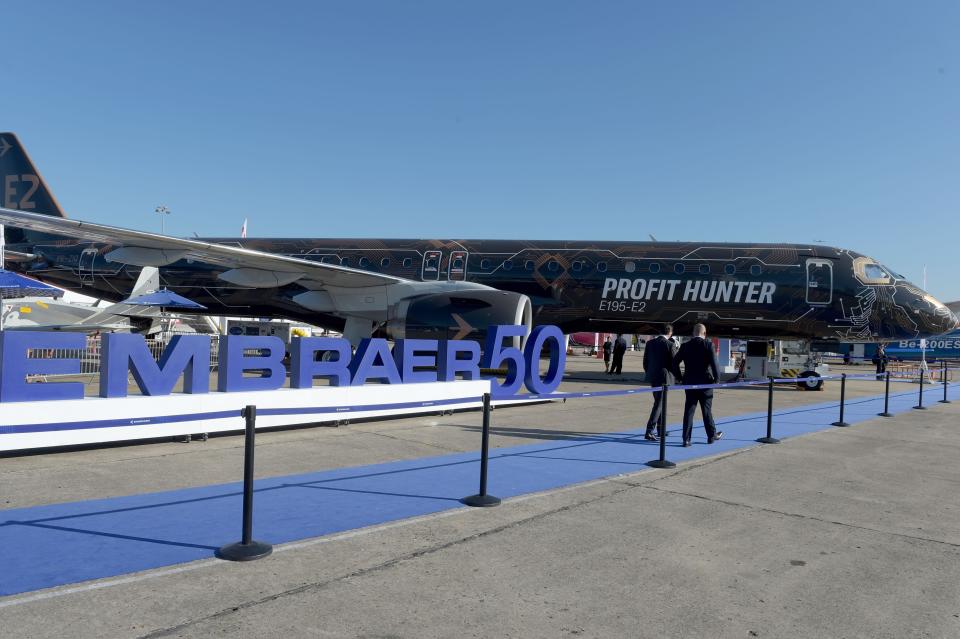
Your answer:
(917, 292), (958, 336)
(930, 309), (959, 336)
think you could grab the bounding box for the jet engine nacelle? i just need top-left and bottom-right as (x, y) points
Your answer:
(387, 290), (533, 345)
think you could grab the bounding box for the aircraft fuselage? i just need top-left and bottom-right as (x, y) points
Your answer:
(14, 237), (957, 342)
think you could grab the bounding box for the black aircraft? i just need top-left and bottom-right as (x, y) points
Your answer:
(1, 132), (956, 346)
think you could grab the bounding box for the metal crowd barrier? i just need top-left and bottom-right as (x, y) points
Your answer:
(26, 334), (221, 382)
(822, 354), (955, 383)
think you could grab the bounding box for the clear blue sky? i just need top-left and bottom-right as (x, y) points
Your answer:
(6, 1), (959, 300)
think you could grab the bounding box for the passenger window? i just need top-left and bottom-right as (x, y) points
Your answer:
(699, 264), (710, 275)
(597, 262), (607, 273)
(381, 258), (390, 268)
(452, 258), (464, 269)
(402, 258), (413, 268)
(572, 261), (582, 273)
(503, 260), (513, 270)
(340, 257), (351, 267)
(481, 259), (491, 270)
(525, 260), (534, 271)
(724, 264), (736, 275)
(359, 257), (370, 268)
(750, 265), (762, 276)
(548, 261), (559, 272)
(321, 256), (334, 264)
(649, 263), (661, 274)
(674, 263), (685, 274)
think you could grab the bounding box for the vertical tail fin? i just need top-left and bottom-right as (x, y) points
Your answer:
(130, 266), (160, 297)
(1, 133), (66, 252)
(1, 132), (65, 217)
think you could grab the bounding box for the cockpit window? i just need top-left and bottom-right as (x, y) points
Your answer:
(883, 265), (904, 279)
(853, 257), (893, 285)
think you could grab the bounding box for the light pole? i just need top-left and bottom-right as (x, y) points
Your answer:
(155, 205), (171, 235)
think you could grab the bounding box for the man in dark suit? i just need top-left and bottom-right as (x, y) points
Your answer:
(609, 333), (627, 374)
(643, 324), (678, 440)
(672, 323), (723, 447)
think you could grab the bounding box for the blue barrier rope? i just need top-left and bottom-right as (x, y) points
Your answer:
(510, 372), (892, 403)
(824, 355), (960, 362)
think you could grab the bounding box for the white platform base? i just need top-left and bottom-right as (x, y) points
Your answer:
(0, 380), (491, 452)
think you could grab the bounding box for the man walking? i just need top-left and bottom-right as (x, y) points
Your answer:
(673, 324), (723, 447)
(609, 333), (627, 374)
(643, 324), (678, 440)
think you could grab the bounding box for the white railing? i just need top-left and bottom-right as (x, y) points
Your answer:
(27, 334), (221, 380)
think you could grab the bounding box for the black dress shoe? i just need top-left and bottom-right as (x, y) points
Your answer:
(644, 432), (658, 441)
(707, 431), (724, 444)
(682, 440), (692, 447)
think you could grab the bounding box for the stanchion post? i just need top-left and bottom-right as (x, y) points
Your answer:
(757, 376), (780, 444)
(462, 393), (502, 507)
(878, 371), (893, 417)
(940, 361), (951, 404)
(647, 384), (676, 469)
(217, 405), (273, 561)
(914, 368), (927, 410)
(832, 373), (851, 427)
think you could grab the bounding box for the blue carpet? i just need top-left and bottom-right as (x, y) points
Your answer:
(1, 381), (956, 597)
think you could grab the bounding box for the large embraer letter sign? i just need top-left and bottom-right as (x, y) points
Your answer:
(0, 325), (565, 403)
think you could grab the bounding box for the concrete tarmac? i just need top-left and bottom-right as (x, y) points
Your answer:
(2, 352), (959, 638)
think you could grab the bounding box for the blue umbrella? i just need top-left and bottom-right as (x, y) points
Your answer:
(0, 269), (64, 300)
(120, 289), (206, 310)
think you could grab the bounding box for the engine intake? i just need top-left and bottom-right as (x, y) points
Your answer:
(388, 290), (533, 344)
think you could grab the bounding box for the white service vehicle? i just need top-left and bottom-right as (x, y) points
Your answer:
(743, 339), (829, 390)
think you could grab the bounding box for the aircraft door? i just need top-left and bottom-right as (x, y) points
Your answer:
(805, 258), (833, 305)
(78, 248), (98, 284)
(448, 250), (468, 281)
(421, 250), (442, 281)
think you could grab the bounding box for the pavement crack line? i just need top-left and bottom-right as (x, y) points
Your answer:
(350, 427), (464, 453)
(642, 484), (960, 550)
(136, 481), (638, 639)
(0, 447), (236, 478)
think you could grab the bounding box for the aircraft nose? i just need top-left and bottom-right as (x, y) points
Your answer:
(948, 310), (960, 332)
(910, 293), (957, 337)
(928, 305), (958, 336)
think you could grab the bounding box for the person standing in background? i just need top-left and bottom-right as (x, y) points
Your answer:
(873, 344), (889, 379)
(602, 335), (613, 373)
(609, 333), (627, 374)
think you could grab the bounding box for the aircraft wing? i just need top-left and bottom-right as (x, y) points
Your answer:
(0, 207), (406, 290)
(1, 249), (37, 263)
(0, 323), (130, 333)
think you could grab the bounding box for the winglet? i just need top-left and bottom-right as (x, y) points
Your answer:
(0, 132), (66, 218)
